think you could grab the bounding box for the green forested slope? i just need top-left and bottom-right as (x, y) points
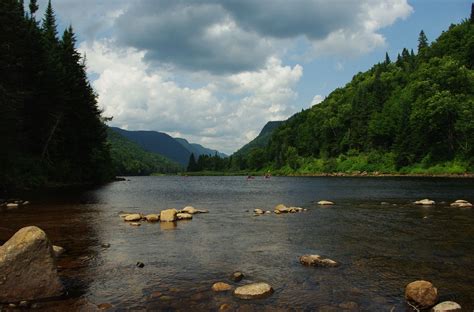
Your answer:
(108, 129), (182, 175)
(238, 17), (474, 174)
(0, 0), (113, 191)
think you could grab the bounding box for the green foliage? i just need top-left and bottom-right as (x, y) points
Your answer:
(108, 129), (181, 175)
(0, 0), (114, 191)
(234, 15), (474, 175)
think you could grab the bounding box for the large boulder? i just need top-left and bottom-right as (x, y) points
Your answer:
(299, 254), (340, 267)
(233, 282), (273, 299)
(431, 301), (462, 312)
(160, 209), (178, 222)
(0, 226), (64, 302)
(405, 280), (438, 309)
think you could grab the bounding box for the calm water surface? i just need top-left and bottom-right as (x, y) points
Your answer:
(0, 176), (473, 311)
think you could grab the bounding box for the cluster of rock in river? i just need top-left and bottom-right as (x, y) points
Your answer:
(119, 206), (209, 226)
(0, 199), (30, 210)
(0, 196), (471, 310)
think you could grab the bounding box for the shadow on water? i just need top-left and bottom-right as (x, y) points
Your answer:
(0, 176), (473, 311)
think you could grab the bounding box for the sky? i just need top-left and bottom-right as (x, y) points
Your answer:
(37, 0), (472, 154)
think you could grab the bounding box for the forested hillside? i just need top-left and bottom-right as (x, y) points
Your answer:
(0, 0), (114, 190)
(237, 15), (474, 174)
(107, 129), (182, 175)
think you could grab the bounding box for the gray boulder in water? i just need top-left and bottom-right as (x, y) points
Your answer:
(0, 226), (64, 302)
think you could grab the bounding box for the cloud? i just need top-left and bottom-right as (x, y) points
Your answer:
(80, 40), (302, 153)
(113, 0), (413, 73)
(311, 95), (325, 106)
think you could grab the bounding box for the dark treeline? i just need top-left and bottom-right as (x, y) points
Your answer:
(0, 0), (113, 191)
(234, 14), (474, 174)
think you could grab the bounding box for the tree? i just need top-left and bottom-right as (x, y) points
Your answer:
(385, 52), (391, 65)
(418, 30), (428, 52)
(29, 0), (38, 17)
(187, 153), (198, 172)
(471, 3), (474, 24)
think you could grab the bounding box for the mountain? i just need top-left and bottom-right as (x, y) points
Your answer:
(235, 14), (474, 174)
(175, 138), (227, 158)
(233, 121), (283, 156)
(107, 129), (182, 175)
(109, 127), (191, 166)
(109, 127), (227, 166)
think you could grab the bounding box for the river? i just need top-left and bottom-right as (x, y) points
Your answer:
(1, 176), (473, 311)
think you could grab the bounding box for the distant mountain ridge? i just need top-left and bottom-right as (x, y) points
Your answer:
(174, 138), (227, 158)
(233, 121), (283, 156)
(109, 127), (227, 166)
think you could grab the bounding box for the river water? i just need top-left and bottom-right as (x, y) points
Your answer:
(0, 176), (473, 311)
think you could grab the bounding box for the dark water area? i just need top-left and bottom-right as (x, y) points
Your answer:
(0, 176), (473, 311)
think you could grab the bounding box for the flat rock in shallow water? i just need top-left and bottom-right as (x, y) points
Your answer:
(274, 204), (290, 213)
(317, 200), (334, 205)
(124, 214), (142, 222)
(414, 199), (435, 205)
(450, 200), (472, 208)
(431, 301), (462, 312)
(233, 282), (273, 299)
(52, 245), (65, 257)
(299, 254), (340, 267)
(230, 271), (244, 282)
(181, 206), (209, 214)
(212, 282), (232, 292)
(145, 214), (160, 222)
(177, 213), (193, 220)
(0, 226), (64, 302)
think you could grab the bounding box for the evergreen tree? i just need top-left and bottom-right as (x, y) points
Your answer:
(418, 30), (428, 52)
(187, 153), (197, 172)
(384, 52), (391, 64)
(29, 0), (38, 18)
(471, 3), (474, 23)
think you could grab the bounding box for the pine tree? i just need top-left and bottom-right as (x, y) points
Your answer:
(42, 0), (58, 44)
(418, 30), (428, 52)
(384, 52), (391, 64)
(471, 3), (474, 24)
(29, 0), (38, 18)
(187, 153), (197, 172)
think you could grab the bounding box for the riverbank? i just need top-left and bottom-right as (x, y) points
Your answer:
(179, 171), (474, 178)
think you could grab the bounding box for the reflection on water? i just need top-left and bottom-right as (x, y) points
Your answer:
(0, 176), (473, 311)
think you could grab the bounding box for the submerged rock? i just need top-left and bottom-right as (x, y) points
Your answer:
(212, 282), (232, 292)
(405, 280), (438, 309)
(450, 200), (472, 208)
(254, 208), (264, 215)
(414, 199), (436, 205)
(124, 214), (142, 222)
(0, 226), (64, 302)
(431, 301), (462, 312)
(160, 209), (178, 222)
(129, 222), (141, 226)
(233, 282), (273, 299)
(230, 271), (244, 282)
(317, 200), (334, 205)
(145, 214), (160, 222)
(177, 212), (193, 220)
(52, 245), (65, 257)
(299, 254), (340, 267)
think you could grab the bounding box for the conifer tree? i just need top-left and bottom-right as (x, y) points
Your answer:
(187, 153), (197, 172)
(29, 0), (38, 18)
(384, 52), (391, 64)
(471, 3), (474, 23)
(418, 30), (428, 52)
